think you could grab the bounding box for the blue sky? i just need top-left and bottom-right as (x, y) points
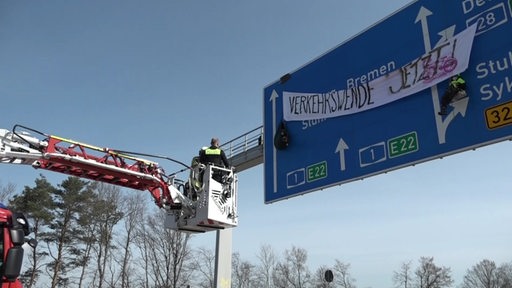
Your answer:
(1, 1), (511, 287)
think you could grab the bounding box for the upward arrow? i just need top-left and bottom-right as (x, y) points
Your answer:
(415, 7), (433, 51)
(335, 138), (349, 171)
(415, 6), (463, 144)
(452, 96), (470, 117)
(416, 7), (467, 144)
(435, 25), (456, 47)
(437, 97), (470, 143)
(270, 90), (279, 193)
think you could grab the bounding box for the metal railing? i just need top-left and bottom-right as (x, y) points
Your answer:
(221, 126), (263, 159)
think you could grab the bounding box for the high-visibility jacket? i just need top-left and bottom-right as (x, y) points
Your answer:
(450, 76), (466, 89)
(200, 146), (230, 167)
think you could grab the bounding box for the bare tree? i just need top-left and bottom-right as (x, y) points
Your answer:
(90, 183), (124, 288)
(134, 215), (151, 288)
(497, 262), (512, 288)
(192, 247), (216, 288)
(394, 261), (414, 288)
(0, 181), (17, 203)
(232, 252), (256, 288)
(332, 259), (356, 288)
(72, 183), (124, 288)
(462, 259), (500, 288)
(462, 260), (512, 288)
(136, 211), (194, 288)
(312, 265), (331, 288)
(415, 257), (453, 288)
(255, 244), (277, 288)
(116, 193), (147, 288)
(273, 246), (312, 288)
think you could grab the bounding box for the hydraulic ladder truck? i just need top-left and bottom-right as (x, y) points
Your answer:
(0, 124), (238, 286)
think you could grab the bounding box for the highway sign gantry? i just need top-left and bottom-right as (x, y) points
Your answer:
(263, 0), (512, 203)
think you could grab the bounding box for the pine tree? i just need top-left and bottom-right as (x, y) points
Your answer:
(9, 175), (56, 288)
(39, 177), (98, 288)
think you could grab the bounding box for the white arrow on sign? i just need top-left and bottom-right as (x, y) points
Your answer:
(416, 6), (468, 144)
(435, 25), (456, 47)
(335, 138), (349, 171)
(438, 97), (470, 142)
(270, 90), (279, 193)
(415, 6), (433, 51)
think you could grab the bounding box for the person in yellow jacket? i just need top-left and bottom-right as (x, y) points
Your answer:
(439, 75), (467, 115)
(199, 138), (230, 168)
(199, 138), (232, 188)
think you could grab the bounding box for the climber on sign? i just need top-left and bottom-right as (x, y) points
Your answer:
(438, 74), (467, 116)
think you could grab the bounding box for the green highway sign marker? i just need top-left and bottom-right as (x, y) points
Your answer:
(388, 131), (419, 158)
(307, 161), (327, 182)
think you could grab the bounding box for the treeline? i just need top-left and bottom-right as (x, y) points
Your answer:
(2, 176), (197, 288)
(1, 176), (511, 288)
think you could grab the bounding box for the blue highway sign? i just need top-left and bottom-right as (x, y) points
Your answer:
(263, 0), (512, 203)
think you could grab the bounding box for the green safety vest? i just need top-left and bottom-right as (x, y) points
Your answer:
(451, 76), (465, 88)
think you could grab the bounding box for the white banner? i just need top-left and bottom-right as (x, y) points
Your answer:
(283, 24), (477, 121)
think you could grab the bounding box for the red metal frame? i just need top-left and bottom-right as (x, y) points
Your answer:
(0, 209), (23, 288)
(36, 136), (173, 208)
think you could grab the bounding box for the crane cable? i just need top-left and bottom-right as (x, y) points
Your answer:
(12, 124), (192, 177)
(109, 149), (192, 176)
